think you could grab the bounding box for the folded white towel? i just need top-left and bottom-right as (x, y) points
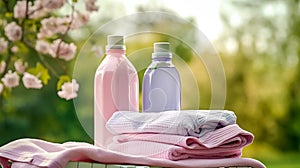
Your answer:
(106, 110), (236, 137)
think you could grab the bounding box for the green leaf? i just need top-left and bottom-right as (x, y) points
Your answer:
(57, 75), (71, 90)
(2, 87), (11, 100)
(8, 0), (16, 12)
(27, 63), (50, 85)
(5, 12), (13, 18)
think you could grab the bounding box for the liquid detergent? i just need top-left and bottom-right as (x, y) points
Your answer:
(94, 35), (139, 147)
(142, 42), (181, 112)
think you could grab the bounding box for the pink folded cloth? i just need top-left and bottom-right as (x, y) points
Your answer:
(108, 124), (253, 160)
(0, 138), (266, 168)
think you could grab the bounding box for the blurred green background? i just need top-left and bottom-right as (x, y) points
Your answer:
(1, 0), (300, 167)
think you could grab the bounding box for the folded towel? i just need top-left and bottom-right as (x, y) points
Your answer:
(106, 110), (236, 137)
(0, 138), (266, 168)
(108, 124), (253, 160)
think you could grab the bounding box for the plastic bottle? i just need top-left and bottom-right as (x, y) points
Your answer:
(142, 42), (181, 112)
(94, 35), (139, 147)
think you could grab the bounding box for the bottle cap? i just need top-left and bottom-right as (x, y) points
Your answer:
(106, 35), (126, 50)
(152, 42), (172, 58)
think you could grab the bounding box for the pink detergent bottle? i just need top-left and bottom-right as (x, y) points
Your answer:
(94, 35), (139, 147)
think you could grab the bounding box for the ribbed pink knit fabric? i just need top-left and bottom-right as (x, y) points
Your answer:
(0, 137), (266, 168)
(108, 124), (253, 160)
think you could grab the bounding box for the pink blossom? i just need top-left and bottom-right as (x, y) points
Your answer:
(38, 17), (70, 38)
(11, 46), (19, 53)
(57, 79), (79, 100)
(0, 83), (3, 95)
(13, 1), (26, 18)
(71, 12), (90, 29)
(50, 39), (77, 61)
(35, 40), (50, 54)
(1, 70), (20, 88)
(4, 22), (22, 41)
(14, 60), (28, 74)
(42, 0), (65, 10)
(14, 0), (49, 19)
(55, 17), (70, 33)
(0, 38), (8, 53)
(38, 17), (59, 38)
(85, 0), (99, 12)
(22, 72), (43, 89)
(29, 0), (49, 19)
(38, 13), (90, 38)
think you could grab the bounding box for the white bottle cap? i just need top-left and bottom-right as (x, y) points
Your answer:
(106, 35), (126, 50)
(152, 42), (172, 58)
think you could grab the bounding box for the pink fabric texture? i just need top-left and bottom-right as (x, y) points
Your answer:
(0, 138), (266, 168)
(108, 124), (253, 160)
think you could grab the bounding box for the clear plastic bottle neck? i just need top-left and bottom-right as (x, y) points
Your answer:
(152, 57), (172, 62)
(106, 49), (126, 55)
(150, 57), (174, 68)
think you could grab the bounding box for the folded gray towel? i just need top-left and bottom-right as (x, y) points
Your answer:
(106, 110), (236, 137)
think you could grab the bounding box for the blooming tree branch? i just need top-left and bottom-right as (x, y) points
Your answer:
(0, 0), (99, 100)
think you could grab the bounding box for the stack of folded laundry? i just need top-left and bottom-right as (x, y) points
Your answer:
(0, 110), (265, 168)
(106, 110), (254, 160)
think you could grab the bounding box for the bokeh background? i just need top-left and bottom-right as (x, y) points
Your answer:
(1, 0), (300, 167)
